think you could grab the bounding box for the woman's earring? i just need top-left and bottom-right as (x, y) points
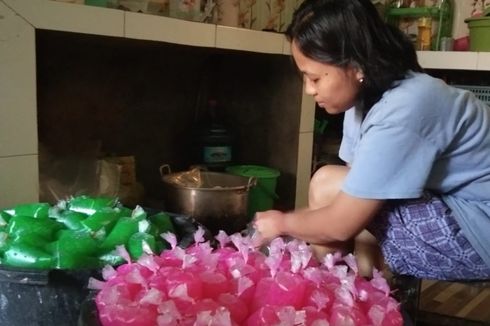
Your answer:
(359, 78), (364, 83)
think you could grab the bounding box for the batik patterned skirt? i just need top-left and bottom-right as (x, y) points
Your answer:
(368, 193), (490, 280)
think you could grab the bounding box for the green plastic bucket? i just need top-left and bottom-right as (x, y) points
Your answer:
(465, 15), (490, 52)
(226, 165), (280, 218)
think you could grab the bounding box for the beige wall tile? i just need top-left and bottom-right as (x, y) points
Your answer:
(295, 131), (313, 208)
(4, 0), (124, 37)
(0, 1), (37, 157)
(417, 51), (478, 70)
(216, 25), (284, 54)
(477, 52), (490, 71)
(125, 12), (215, 47)
(299, 92), (315, 133)
(0, 155), (39, 208)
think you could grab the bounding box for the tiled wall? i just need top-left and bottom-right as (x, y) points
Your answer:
(36, 30), (303, 209)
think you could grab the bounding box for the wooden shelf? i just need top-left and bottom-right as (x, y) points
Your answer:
(386, 6), (441, 18)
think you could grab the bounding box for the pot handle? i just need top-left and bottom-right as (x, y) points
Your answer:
(159, 164), (172, 178)
(189, 164), (208, 171)
(247, 177), (257, 189)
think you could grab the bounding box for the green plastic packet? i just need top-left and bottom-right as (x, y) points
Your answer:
(47, 230), (99, 269)
(116, 206), (133, 219)
(0, 211), (10, 228)
(147, 212), (175, 251)
(128, 232), (156, 259)
(0, 232), (8, 253)
(131, 205), (148, 221)
(66, 195), (119, 215)
(10, 233), (50, 249)
(147, 224), (167, 252)
(4, 203), (50, 219)
(148, 212), (175, 234)
(98, 251), (125, 266)
(99, 217), (139, 251)
(3, 242), (54, 269)
(51, 209), (89, 231)
(80, 208), (119, 232)
(7, 215), (63, 242)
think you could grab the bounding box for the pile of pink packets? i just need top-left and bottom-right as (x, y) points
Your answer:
(90, 228), (403, 325)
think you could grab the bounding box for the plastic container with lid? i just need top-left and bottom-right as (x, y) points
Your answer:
(465, 7), (490, 52)
(226, 165), (280, 218)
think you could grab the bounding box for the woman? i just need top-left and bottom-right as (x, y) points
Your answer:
(254, 0), (490, 281)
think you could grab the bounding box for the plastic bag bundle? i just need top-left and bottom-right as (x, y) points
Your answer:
(0, 196), (175, 269)
(92, 229), (403, 326)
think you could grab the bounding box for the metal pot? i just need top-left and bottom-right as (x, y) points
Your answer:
(159, 165), (256, 235)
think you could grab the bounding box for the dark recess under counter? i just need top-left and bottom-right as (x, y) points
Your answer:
(36, 29), (304, 211)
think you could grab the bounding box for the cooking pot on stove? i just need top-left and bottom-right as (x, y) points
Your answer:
(159, 164), (256, 235)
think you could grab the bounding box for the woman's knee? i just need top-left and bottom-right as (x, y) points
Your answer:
(309, 165), (349, 208)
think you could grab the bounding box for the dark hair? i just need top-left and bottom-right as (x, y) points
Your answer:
(286, 0), (423, 111)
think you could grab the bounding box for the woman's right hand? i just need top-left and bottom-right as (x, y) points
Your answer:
(253, 209), (287, 244)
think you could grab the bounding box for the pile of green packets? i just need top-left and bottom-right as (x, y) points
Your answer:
(0, 196), (175, 270)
